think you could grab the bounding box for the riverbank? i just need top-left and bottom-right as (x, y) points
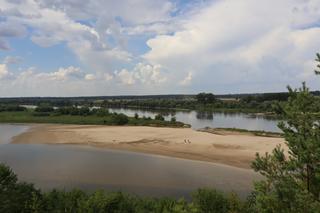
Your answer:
(12, 124), (286, 169)
(0, 111), (187, 128)
(199, 127), (282, 138)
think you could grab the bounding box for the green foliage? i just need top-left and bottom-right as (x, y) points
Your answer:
(251, 54), (320, 212)
(196, 93), (216, 104)
(315, 53), (320, 75)
(155, 114), (165, 121)
(35, 106), (54, 113)
(0, 105), (26, 112)
(0, 163), (42, 213)
(102, 95), (282, 114)
(192, 188), (230, 213)
(110, 113), (129, 125)
(0, 164), (250, 213)
(0, 109), (185, 127)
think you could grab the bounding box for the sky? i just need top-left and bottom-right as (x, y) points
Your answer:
(0, 0), (320, 97)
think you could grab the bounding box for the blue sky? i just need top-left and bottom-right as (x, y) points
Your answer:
(0, 0), (320, 97)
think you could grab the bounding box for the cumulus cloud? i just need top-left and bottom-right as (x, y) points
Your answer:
(36, 66), (83, 81)
(144, 0), (320, 92)
(114, 63), (167, 85)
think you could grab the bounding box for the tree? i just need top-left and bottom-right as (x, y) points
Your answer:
(111, 113), (129, 125)
(251, 54), (320, 212)
(0, 163), (42, 212)
(315, 53), (320, 75)
(196, 93), (216, 104)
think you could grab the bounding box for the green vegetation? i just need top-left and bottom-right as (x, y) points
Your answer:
(0, 163), (249, 213)
(250, 54), (320, 212)
(199, 127), (282, 138)
(100, 92), (292, 114)
(0, 107), (185, 128)
(196, 93), (216, 104)
(0, 105), (26, 112)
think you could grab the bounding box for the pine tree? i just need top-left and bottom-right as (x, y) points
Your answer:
(251, 54), (320, 212)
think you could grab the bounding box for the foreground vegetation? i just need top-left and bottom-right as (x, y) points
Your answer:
(0, 106), (186, 128)
(0, 163), (251, 213)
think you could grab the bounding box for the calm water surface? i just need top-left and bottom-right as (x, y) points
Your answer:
(108, 108), (281, 132)
(0, 124), (261, 198)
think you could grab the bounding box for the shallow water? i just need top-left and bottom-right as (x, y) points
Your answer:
(0, 124), (261, 198)
(108, 108), (281, 132)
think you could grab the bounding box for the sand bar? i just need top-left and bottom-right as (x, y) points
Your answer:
(12, 124), (286, 169)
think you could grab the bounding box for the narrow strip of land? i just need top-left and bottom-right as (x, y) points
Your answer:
(12, 124), (286, 169)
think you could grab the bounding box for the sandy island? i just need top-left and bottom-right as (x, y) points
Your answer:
(12, 124), (286, 169)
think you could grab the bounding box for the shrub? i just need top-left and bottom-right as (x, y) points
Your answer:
(111, 113), (129, 125)
(155, 114), (165, 121)
(35, 106), (54, 113)
(171, 117), (176, 122)
(192, 188), (230, 213)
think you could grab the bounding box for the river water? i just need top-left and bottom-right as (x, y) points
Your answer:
(108, 108), (281, 132)
(0, 124), (261, 198)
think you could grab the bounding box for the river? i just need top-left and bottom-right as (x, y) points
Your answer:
(0, 124), (261, 199)
(108, 108), (281, 132)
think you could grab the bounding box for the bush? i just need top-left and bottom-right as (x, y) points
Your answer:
(35, 106), (54, 113)
(111, 113), (129, 125)
(192, 188), (230, 213)
(0, 105), (26, 112)
(155, 114), (165, 121)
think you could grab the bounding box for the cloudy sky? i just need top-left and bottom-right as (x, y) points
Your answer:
(0, 0), (320, 97)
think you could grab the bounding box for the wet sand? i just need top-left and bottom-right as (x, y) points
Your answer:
(12, 124), (286, 169)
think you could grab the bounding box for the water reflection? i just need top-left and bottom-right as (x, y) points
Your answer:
(108, 108), (281, 132)
(196, 111), (214, 120)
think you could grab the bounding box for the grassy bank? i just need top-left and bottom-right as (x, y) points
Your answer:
(0, 110), (187, 128)
(198, 127), (282, 137)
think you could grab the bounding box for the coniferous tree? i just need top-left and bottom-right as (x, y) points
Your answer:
(251, 54), (320, 212)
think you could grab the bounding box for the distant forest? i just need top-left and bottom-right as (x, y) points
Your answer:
(1, 91), (320, 114)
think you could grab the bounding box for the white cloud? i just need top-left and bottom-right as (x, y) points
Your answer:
(104, 73), (113, 81)
(36, 66), (83, 81)
(84, 73), (96, 81)
(180, 72), (192, 86)
(115, 63), (167, 85)
(0, 64), (10, 79)
(144, 0), (320, 92)
(3, 56), (23, 64)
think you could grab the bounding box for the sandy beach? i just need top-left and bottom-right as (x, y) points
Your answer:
(12, 124), (286, 169)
